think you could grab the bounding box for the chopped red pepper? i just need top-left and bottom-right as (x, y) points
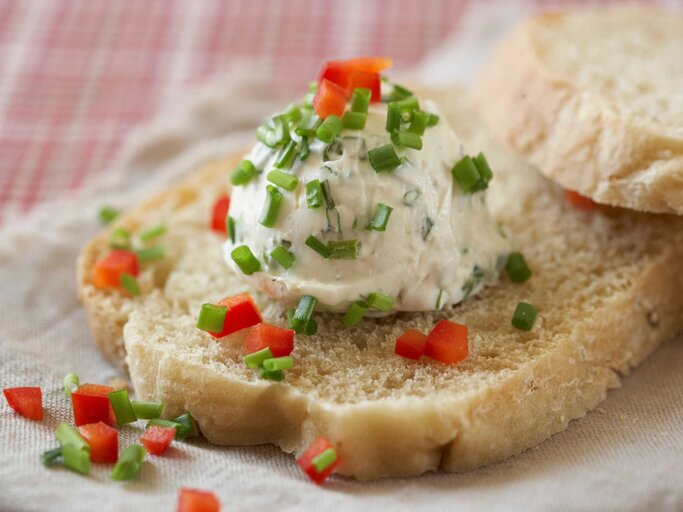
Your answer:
(244, 322), (295, 357)
(296, 437), (340, 485)
(207, 292), (262, 339)
(317, 57), (391, 102)
(424, 319), (468, 364)
(565, 189), (596, 210)
(313, 79), (346, 119)
(92, 249), (139, 289)
(210, 194), (230, 235)
(177, 488), (220, 512)
(2, 386), (43, 421)
(141, 426), (176, 456)
(394, 329), (428, 360)
(71, 383), (116, 427)
(78, 421), (119, 463)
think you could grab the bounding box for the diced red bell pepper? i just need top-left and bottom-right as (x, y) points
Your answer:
(3, 386), (43, 421)
(210, 194), (230, 235)
(71, 383), (116, 427)
(296, 437), (340, 485)
(317, 57), (392, 102)
(78, 421), (119, 463)
(207, 292), (262, 339)
(92, 249), (139, 289)
(177, 488), (220, 512)
(565, 189), (596, 211)
(345, 70), (381, 102)
(313, 79), (346, 119)
(244, 322), (295, 357)
(394, 329), (428, 360)
(424, 319), (468, 364)
(141, 426), (176, 456)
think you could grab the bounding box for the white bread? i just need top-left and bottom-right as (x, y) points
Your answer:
(77, 87), (683, 481)
(474, 6), (683, 214)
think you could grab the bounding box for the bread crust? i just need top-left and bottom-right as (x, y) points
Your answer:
(474, 9), (683, 214)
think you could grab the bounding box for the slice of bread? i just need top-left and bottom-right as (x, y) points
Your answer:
(77, 87), (683, 481)
(474, 6), (683, 214)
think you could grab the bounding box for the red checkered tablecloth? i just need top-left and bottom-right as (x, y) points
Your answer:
(0, 0), (624, 223)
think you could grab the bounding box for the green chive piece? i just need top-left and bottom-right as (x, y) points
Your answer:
(452, 155), (481, 194)
(391, 96), (419, 112)
(321, 179), (335, 209)
(387, 83), (413, 101)
(196, 303), (228, 333)
(351, 87), (371, 113)
(62, 444), (91, 475)
(305, 179), (323, 209)
(312, 448), (338, 473)
(231, 159), (257, 186)
(402, 189), (420, 206)
(505, 252), (531, 283)
(139, 223), (166, 242)
(270, 244), (295, 269)
(368, 144), (401, 172)
(259, 185), (283, 228)
(308, 81), (318, 93)
(512, 302), (537, 331)
(474, 152), (493, 184)
(409, 111), (430, 135)
(391, 130), (422, 150)
(299, 136), (310, 162)
(244, 347), (274, 369)
(55, 423), (90, 453)
(342, 111), (367, 130)
(304, 317), (318, 335)
(400, 110), (414, 123)
(427, 113), (440, 126)
(256, 124), (278, 148)
(368, 203), (393, 231)
(291, 295), (317, 333)
(41, 446), (62, 466)
(367, 292), (394, 312)
(301, 91), (315, 108)
(146, 418), (181, 433)
(227, 216), (236, 243)
(295, 111), (321, 138)
(386, 103), (401, 132)
(108, 388), (137, 425)
(282, 102), (302, 122)
(316, 115), (343, 143)
(111, 445), (145, 481)
(131, 400), (164, 420)
(327, 239), (361, 260)
(343, 301), (368, 326)
(63, 373), (79, 397)
(136, 245), (166, 262)
(120, 273), (141, 297)
(263, 356), (294, 372)
(231, 245), (261, 274)
(173, 412), (199, 439)
(267, 170), (298, 191)
(274, 140), (298, 170)
(110, 227), (131, 250)
(305, 235), (331, 258)
(272, 115), (291, 145)
(258, 366), (285, 381)
(99, 206), (120, 225)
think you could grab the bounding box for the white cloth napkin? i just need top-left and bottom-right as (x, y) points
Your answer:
(1, 4), (682, 511)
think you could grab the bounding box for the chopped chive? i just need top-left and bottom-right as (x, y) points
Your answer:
(386, 103), (401, 132)
(305, 179), (323, 208)
(136, 245), (165, 262)
(196, 303), (227, 333)
(387, 83), (413, 101)
(256, 124), (278, 147)
(402, 189), (420, 206)
(473, 152), (493, 183)
(258, 366), (285, 381)
(270, 244), (295, 269)
(400, 110), (414, 123)
(173, 412), (198, 439)
(299, 136), (310, 162)
(110, 227), (131, 250)
(409, 111), (430, 135)
(391, 130), (422, 150)
(342, 111), (367, 130)
(274, 140), (298, 170)
(327, 239), (361, 259)
(131, 400), (164, 419)
(147, 418), (181, 432)
(120, 272), (141, 297)
(512, 302), (537, 331)
(368, 203), (393, 231)
(421, 216), (434, 240)
(312, 448), (338, 473)
(391, 96), (419, 112)
(316, 115), (343, 143)
(435, 289), (444, 309)
(227, 216), (236, 243)
(244, 347), (274, 369)
(41, 446), (62, 466)
(321, 179), (335, 209)
(263, 356), (294, 372)
(62, 444), (90, 475)
(308, 81), (318, 93)
(343, 301), (368, 326)
(368, 144), (401, 172)
(267, 170), (298, 191)
(301, 91), (315, 108)
(63, 373), (79, 397)
(231, 159), (257, 186)
(305, 235), (331, 258)
(272, 115), (291, 145)
(108, 388), (137, 425)
(367, 292), (394, 312)
(291, 295), (317, 333)
(282, 103), (302, 123)
(259, 185), (283, 228)
(56, 423), (90, 453)
(427, 113), (440, 126)
(452, 155), (481, 194)
(303, 317), (318, 335)
(295, 111), (321, 137)
(231, 245), (261, 274)
(111, 445), (145, 481)
(99, 206), (119, 225)
(139, 223), (166, 242)
(351, 87), (371, 113)
(505, 252), (531, 283)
